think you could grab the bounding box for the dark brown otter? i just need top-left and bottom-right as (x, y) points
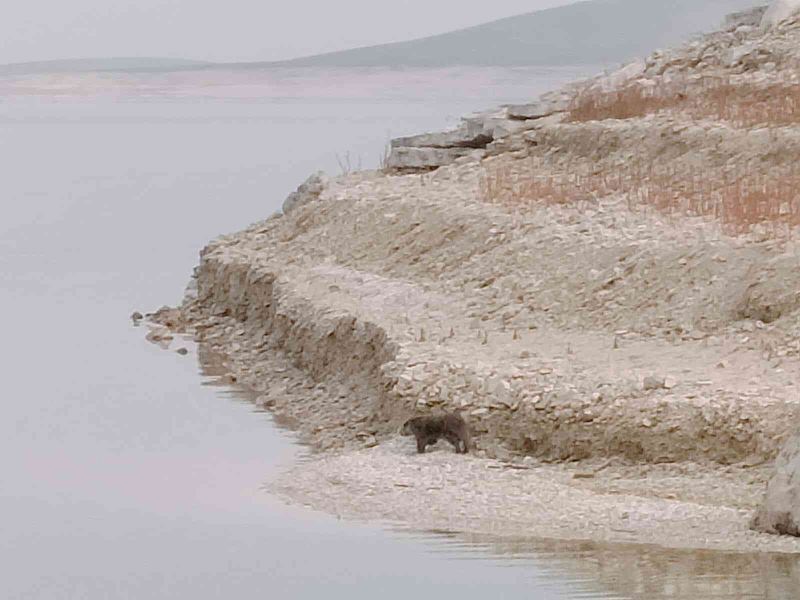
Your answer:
(401, 412), (471, 454)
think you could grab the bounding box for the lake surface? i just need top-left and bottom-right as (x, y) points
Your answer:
(2, 65), (799, 599)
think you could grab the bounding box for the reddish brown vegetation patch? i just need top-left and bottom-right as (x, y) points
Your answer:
(568, 78), (800, 128)
(481, 157), (800, 236)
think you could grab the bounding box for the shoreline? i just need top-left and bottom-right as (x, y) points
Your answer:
(143, 10), (800, 556)
(145, 297), (800, 554)
(268, 441), (800, 555)
(188, 328), (800, 555)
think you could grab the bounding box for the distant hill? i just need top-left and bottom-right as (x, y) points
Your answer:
(0, 0), (764, 75)
(0, 57), (212, 76)
(253, 0), (762, 68)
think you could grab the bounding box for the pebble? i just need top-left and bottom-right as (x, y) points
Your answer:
(643, 376), (666, 391)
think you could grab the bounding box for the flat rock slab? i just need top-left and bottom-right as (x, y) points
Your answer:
(386, 146), (480, 170)
(391, 128), (491, 149)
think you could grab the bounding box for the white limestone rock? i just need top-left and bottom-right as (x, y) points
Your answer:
(761, 0), (800, 29)
(507, 93), (571, 120)
(751, 431), (800, 536)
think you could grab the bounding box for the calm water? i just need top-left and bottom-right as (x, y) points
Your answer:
(2, 66), (799, 599)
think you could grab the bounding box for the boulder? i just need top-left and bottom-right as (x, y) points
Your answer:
(761, 0), (800, 29)
(724, 5), (768, 30)
(643, 376), (666, 391)
(282, 171), (327, 215)
(751, 431), (800, 536)
(724, 43), (758, 67)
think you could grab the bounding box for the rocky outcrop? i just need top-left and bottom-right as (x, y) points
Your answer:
(385, 2), (800, 173)
(385, 109), (529, 171)
(156, 147), (800, 465)
(751, 431), (800, 535)
(282, 171), (328, 214)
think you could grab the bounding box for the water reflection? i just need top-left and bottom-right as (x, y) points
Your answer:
(388, 531), (800, 599)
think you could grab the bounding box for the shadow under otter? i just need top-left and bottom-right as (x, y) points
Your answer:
(401, 413), (471, 454)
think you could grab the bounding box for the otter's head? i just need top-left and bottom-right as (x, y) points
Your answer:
(400, 418), (415, 436)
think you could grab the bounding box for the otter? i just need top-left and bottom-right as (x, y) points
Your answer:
(401, 412), (471, 454)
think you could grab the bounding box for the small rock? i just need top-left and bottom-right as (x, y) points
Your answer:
(176, 348), (189, 356)
(145, 327), (173, 345)
(643, 376), (666, 391)
(131, 311), (144, 323)
(256, 395), (276, 409)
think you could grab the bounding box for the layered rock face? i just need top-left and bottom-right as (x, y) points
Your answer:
(180, 161), (800, 463)
(385, 88), (581, 171)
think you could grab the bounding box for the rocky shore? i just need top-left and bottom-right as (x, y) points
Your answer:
(145, 3), (800, 552)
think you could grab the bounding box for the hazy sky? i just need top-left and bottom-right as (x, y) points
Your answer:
(4, 0), (579, 64)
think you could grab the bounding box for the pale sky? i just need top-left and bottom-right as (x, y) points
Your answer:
(4, 0), (579, 65)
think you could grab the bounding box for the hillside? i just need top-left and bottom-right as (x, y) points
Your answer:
(3, 1), (763, 75)
(0, 57), (212, 76)
(262, 0), (762, 68)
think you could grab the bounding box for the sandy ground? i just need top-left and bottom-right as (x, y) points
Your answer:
(167, 327), (800, 554)
(269, 437), (800, 554)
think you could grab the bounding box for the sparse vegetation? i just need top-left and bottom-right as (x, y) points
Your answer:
(477, 74), (800, 237)
(335, 151), (362, 176)
(568, 77), (800, 128)
(481, 156), (800, 236)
